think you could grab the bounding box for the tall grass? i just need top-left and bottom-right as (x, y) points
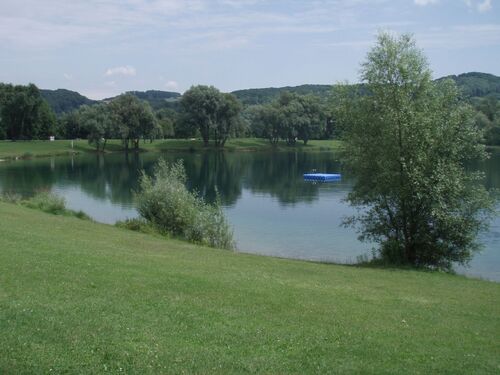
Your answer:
(0, 191), (90, 220)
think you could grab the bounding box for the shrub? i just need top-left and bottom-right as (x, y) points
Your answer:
(115, 218), (157, 235)
(24, 191), (66, 215)
(73, 210), (91, 220)
(136, 159), (234, 250)
(185, 194), (235, 250)
(2, 191), (91, 220)
(0, 192), (22, 204)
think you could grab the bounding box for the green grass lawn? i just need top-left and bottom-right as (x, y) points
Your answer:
(0, 202), (499, 374)
(0, 138), (341, 159)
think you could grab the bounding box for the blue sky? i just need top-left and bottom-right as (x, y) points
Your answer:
(0, 0), (498, 99)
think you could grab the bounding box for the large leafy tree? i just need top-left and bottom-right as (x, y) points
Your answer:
(155, 108), (177, 138)
(251, 92), (324, 145)
(108, 94), (157, 150)
(181, 85), (222, 146)
(294, 94), (324, 145)
(334, 33), (494, 270)
(0, 83), (56, 140)
(214, 93), (241, 147)
(79, 104), (115, 151)
(180, 85), (242, 147)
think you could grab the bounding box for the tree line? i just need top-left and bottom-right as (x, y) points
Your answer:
(0, 83), (56, 140)
(1, 77), (499, 147)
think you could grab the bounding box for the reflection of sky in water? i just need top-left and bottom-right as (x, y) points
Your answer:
(52, 186), (137, 224)
(0, 151), (498, 282)
(226, 186), (370, 263)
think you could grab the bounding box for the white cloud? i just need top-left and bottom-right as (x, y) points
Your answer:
(104, 65), (136, 77)
(478, 0), (492, 12)
(414, 0), (438, 6)
(465, 0), (493, 12)
(416, 23), (500, 49)
(164, 80), (179, 90)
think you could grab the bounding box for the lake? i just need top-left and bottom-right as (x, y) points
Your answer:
(1, 149), (499, 281)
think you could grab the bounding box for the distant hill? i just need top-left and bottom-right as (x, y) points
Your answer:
(436, 72), (500, 99)
(232, 73), (500, 106)
(231, 84), (333, 106)
(40, 72), (499, 114)
(104, 90), (181, 110)
(40, 89), (97, 115)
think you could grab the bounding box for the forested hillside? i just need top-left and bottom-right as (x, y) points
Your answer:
(232, 73), (500, 105)
(231, 84), (332, 106)
(39, 73), (499, 114)
(41, 89), (181, 115)
(104, 90), (181, 110)
(40, 89), (97, 114)
(437, 72), (500, 99)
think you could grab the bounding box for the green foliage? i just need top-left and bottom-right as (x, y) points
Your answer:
(136, 159), (234, 249)
(119, 90), (181, 110)
(115, 218), (158, 235)
(108, 94), (157, 149)
(0, 190), (91, 219)
(22, 191), (67, 215)
(180, 85), (242, 147)
(472, 95), (500, 145)
(56, 110), (88, 139)
(78, 104), (115, 151)
(335, 32), (495, 270)
(0, 192), (22, 203)
(438, 72), (500, 99)
(249, 92), (325, 145)
(232, 84), (333, 106)
(40, 89), (97, 115)
(155, 108), (177, 138)
(0, 83), (57, 140)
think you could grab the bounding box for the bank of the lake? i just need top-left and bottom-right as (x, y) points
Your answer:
(0, 202), (498, 374)
(0, 138), (341, 160)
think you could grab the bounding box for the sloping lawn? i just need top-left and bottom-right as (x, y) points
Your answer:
(0, 202), (498, 374)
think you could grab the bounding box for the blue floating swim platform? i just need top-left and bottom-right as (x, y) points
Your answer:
(303, 173), (341, 182)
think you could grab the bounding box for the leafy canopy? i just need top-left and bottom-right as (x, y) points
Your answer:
(335, 32), (495, 270)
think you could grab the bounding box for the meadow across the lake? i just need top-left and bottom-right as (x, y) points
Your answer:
(0, 138), (341, 160)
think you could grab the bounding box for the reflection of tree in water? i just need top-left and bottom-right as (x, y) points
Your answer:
(0, 153), (150, 205)
(1, 149), (381, 207)
(1, 148), (498, 208)
(245, 151), (343, 205)
(158, 151), (246, 206)
(483, 150), (500, 190)
(0, 158), (58, 196)
(77, 153), (144, 204)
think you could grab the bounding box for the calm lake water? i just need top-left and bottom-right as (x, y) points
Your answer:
(1, 149), (499, 281)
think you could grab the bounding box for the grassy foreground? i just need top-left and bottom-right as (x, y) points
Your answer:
(0, 138), (340, 159)
(0, 203), (499, 374)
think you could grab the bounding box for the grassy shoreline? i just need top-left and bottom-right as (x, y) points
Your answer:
(0, 138), (341, 160)
(0, 202), (498, 373)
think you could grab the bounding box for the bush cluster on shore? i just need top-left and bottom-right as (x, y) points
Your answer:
(0, 191), (91, 220)
(120, 159), (235, 250)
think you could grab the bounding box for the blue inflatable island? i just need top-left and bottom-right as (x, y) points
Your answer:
(303, 173), (341, 182)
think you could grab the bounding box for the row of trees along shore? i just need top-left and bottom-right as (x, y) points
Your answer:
(0, 84), (332, 147)
(0, 32), (496, 271)
(1, 81), (499, 147)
